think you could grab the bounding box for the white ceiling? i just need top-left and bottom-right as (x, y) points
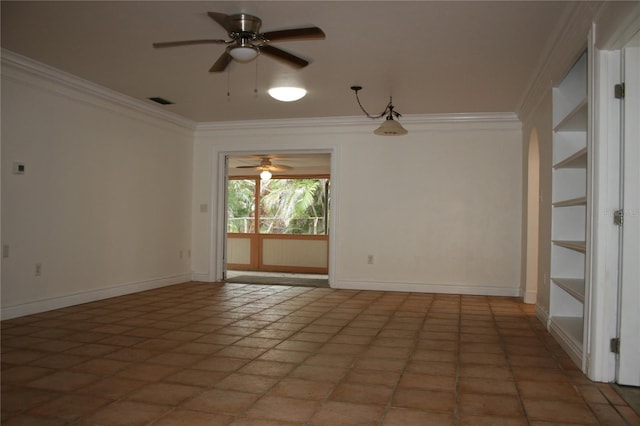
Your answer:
(2, 1), (575, 123)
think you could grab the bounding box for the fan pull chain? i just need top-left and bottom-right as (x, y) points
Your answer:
(227, 69), (231, 102)
(254, 59), (259, 97)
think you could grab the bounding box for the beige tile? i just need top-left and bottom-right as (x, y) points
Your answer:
(398, 372), (456, 392)
(458, 377), (518, 395)
(214, 372), (279, 394)
(268, 377), (334, 400)
(289, 364), (348, 382)
(2, 282), (628, 426)
(152, 409), (234, 426)
(458, 393), (523, 417)
(382, 407), (454, 425)
(329, 382), (394, 405)
(126, 382), (201, 405)
(28, 371), (100, 391)
(239, 359), (297, 377)
(522, 399), (599, 424)
(0, 386), (57, 415)
(517, 380), (582, 401)
(392, 388), (455, 412)
(245, 395), (319, 422)
(29, 394), (110, 421)
(310, 401), (385, 426)
(82, 377), (146, 399)
(458, 415), (528, 425)
(79, 400), (171, 425)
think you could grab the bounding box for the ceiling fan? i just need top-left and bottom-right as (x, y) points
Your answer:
(152, 12), (325, 72)
(235, 157), (292, 173)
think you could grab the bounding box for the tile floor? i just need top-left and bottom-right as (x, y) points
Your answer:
(2, 282), (639, 425)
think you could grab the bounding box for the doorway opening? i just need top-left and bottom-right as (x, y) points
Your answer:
(223, 152), (331, 288)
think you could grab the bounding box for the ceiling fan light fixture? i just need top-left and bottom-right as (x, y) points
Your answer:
(260, 169), (272, 181)
(268, 87), (307, 102)
(229, 45), (259, 62)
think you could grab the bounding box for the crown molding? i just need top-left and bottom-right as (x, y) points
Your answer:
(196, 112), (519, 133)
(1, 48), (197, 131)
(2, 48), (519, 135)
(517, 2), (600, 123)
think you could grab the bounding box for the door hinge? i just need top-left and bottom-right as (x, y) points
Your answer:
(615, 83), (625, 99)
(614, 209), (624, 226)
(610, 337), (620, 354)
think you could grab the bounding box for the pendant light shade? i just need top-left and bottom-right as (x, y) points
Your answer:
(374, 117), (408, 136)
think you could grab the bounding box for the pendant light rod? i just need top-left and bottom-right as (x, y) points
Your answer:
(350, 85), (407, 136)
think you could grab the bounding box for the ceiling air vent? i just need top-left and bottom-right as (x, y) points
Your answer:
(148, 97), (174, 105)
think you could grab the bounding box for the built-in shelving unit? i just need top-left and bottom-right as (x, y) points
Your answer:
(549, 51), (589, 369)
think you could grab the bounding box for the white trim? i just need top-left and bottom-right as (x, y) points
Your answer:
(523, 291), (538, 304)
(196, 113), (519, 133)
(518, 2), (597, 123)
(536, 304), (550, 327)
(1, 48), (196, 131)
(333, 280), (521, 298)
(191, 273), (211, 282)
(549, 317), (584, 367)
(0, 274), (192, 320)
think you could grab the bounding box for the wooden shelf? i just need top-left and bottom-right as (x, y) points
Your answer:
(553, 196), (587, 207)
(554, 98), (588, 132)
(552, 278), (585, 302)
(553, 240), (586, 253)
(554, 147), (587, 169)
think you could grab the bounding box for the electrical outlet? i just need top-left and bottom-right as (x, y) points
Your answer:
(35, 263), (42, 277)
(367, 255), (374, 264)
(2, 245), (9, 259)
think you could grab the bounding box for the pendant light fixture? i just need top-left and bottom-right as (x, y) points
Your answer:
(350, 86), (408, 136)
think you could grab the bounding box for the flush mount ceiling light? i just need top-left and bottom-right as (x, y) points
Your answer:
(268, 87), (307, 102)
(350, 86), (408, 136)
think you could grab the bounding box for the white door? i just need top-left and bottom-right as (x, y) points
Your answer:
(618, 30), (640, 386)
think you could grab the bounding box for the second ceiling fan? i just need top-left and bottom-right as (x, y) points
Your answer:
(153, 12), (325, 72)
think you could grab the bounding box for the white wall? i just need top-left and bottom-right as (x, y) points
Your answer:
(193, 116), (523, 296)
(1, 53), (194, 319)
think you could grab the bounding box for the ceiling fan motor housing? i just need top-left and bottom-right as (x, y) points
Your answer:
(228, 14), (262, 38)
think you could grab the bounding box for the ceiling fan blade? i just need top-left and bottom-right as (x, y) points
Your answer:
(236, 165), (260, 169)
(262, 27), (325, 42)
(210, 50), (233, 72)
(207, 12), (233, 33)
(260, 45), (309, 69)
(268, 165), (292, 172)
(153, 39), (227, 48)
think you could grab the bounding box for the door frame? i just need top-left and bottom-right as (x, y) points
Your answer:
(214, 149), (335, 284)
(617, 29), (640, 386)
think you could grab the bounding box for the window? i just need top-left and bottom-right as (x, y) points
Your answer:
(227, 177), (329, 235)
(227, 179), (256, 233)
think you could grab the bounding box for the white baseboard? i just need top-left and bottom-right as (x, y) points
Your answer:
(1, 273), (192, 320)
(523, 291), (538, 304)
(191, 272), (212, 282)
(333, 279), (521, 297)
(536, 304), (550, 327)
